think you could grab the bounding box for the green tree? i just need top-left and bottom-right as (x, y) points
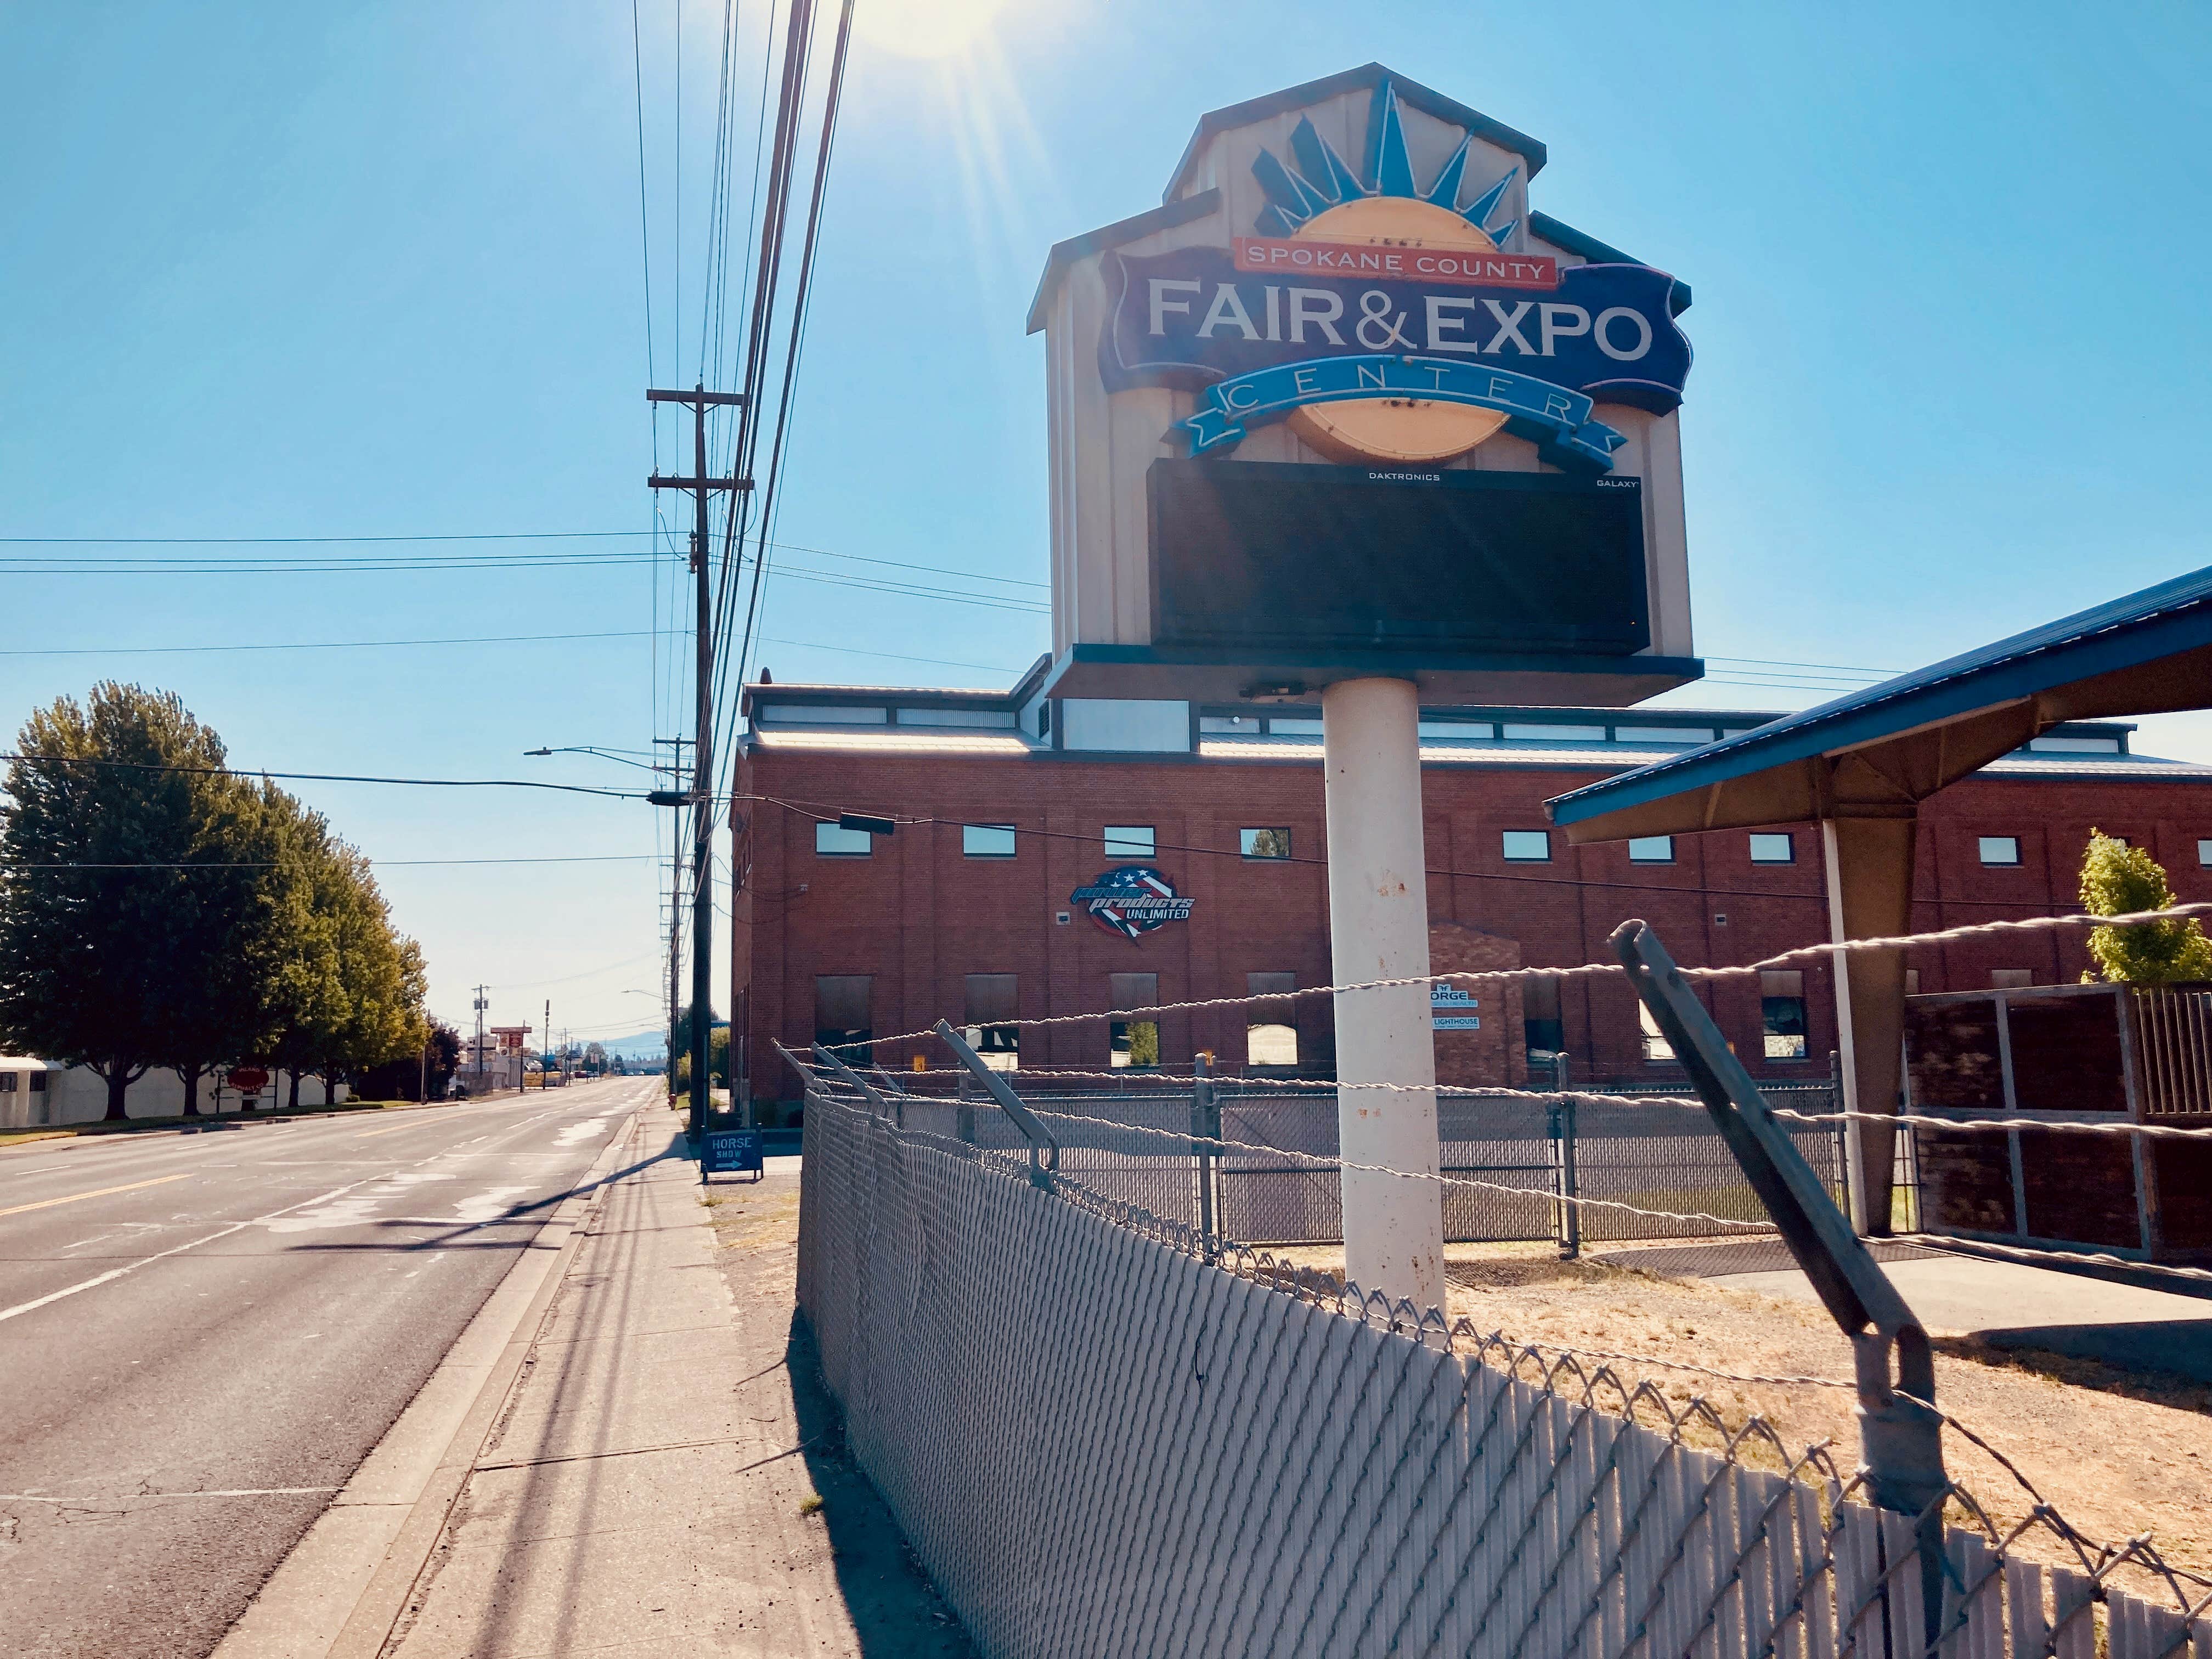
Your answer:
(258, 795), (349, 1109)
(672, 1002), (721, 1057)
(155, 774), (288, 1115)
(2079, 829), (2212, 983)
(0, 685), (261, 1120)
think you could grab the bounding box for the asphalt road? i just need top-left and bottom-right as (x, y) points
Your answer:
(0, 1077), (653, 1659)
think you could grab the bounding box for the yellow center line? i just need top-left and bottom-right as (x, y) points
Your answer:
(0, 1172), (191, 1219)
(354, 1121), (420, 1138)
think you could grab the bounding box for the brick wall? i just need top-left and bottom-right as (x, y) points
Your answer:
(733, 747), (2212, 1101)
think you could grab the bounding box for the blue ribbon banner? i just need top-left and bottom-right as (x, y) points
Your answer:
(1181, 355), (1624, 469)
(1097, 247), (1690, 469)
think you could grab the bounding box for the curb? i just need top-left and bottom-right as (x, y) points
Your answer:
(212, 1102), (645, 1659)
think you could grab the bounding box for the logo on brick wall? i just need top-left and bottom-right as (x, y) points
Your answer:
(1069, 866), (1194, 940)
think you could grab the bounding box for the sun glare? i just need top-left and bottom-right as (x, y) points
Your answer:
(855, 0), (1013, 60)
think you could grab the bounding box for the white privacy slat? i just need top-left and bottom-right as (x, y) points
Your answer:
(1793, 1481), (1836, 1659)
(1833, 1501), (1887, 1659)
(2004, 1558), (2047, 1659)
(2050, 1565), (2098, 1659)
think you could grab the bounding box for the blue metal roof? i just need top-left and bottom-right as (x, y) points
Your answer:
(1549, 563), (2212, 828)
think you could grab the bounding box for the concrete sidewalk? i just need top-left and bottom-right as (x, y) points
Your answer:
(384, 1106), (972, 1657)
(1709, 1250), (2212, 1383)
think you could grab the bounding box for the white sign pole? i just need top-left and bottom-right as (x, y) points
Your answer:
(1321, 675), (1447, 1313)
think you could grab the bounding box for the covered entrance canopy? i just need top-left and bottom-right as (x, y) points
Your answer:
(1545, 563), (2212, 1232)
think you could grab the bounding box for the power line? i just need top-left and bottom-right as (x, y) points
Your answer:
(0, 753), (648, 800)
(3, 854), (659, 870)
(0, 628), (681, 658)
(729, 0), (853, 753)
(0, 531), (650, 546)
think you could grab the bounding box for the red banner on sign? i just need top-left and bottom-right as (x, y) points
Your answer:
(227, 1065), (269, 1091)
(1232, 236), (1559, 290)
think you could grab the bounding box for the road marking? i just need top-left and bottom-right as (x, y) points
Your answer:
(0, 1178), (364, 1327)
(0, 1172), (190, 1218)
(353, 1122), (418, 1138)
(0, 1486), (340, 1501)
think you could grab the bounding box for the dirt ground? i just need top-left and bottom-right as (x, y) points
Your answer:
(1262, 1238), (2212, 1588)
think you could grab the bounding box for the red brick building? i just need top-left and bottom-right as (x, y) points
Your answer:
(731, 669), (2212, 1105)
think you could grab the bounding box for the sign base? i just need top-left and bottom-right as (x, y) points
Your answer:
(1041, 643), (1702, 707)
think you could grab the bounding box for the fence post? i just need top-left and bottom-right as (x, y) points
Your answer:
(1612, 919), (1949, 1637)
(1193, 1053), (1219, 1255)
(812, 1043), (899, 1127)
(934, 1021), (1058, 1190)
(1548, 1052), (1581, 1260)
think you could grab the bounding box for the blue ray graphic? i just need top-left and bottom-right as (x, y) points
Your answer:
(1250, 77), (1520, 245)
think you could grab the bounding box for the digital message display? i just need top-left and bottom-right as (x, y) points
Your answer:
(1147, 459), (1651, 658)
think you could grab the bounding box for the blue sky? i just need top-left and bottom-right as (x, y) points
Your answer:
(5, 1), (2210, 1045)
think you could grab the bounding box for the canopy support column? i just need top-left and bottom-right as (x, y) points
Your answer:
(1821, 811), (1917, 1235)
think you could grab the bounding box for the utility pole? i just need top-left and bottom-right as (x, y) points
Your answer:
(653, 735), (693, 1104)
(473, 985), (488, 1094)
(544, 999), (551, 1090)
(648, 384), (748, 1141)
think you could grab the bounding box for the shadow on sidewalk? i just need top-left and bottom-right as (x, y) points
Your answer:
(783, 1312), (978, 1658)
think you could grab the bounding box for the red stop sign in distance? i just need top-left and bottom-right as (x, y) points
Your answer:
(227, 1066), (270, 1091)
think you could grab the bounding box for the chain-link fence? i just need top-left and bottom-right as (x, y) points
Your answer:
(872, 1069), (1842, 1250)
(794, 1074), (2211, 1659)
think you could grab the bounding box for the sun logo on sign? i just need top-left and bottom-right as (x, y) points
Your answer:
(1252, 79), (1525, 465)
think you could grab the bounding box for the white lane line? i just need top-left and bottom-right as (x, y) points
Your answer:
(0, 1178), (367, 1327)
(0, 1486), (340, 1501)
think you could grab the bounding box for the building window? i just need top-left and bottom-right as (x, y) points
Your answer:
(1240, 827), (1292, 859)
(1627, 836), (1674, 864)
(1109, 972), (1159, 1068)
(1748, 833), (1794, 865)
(814, 975), (872, 1061)
(962, 823), (1016, 859)
(1639, 1002), (1674, 1063)
(815, 822), (873, 857)
(963, 973), (1019, 1071)
(1761, 970), (1808, 1060)
(0, 1073), (14, 1094)
(1906, 969), (1921, 995)
(1978, 836), (2021, 866)
(1104, 825), (1155, 860)
(1501, 830), (1551, 862)
(2199, 839), (2211, 867)
(1523, 975), (1564, 1054)
(1246, 972), (1297, 1068)
(1111, 1022), (1160, 1067)
(1991, 969), (2034, 989)
(28, 1071), (44, 1093)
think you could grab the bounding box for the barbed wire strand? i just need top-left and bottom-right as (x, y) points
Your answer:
(803, 1069), (1776, 1234)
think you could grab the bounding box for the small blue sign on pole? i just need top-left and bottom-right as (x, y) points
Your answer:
(701, 1129), (764, 1182)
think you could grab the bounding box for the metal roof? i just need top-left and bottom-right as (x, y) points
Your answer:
(1547, 563), (2212, 842)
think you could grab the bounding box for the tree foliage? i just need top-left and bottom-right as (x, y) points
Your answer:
(0, 685), (431, 1117)
(2079, 829), (2212, 984)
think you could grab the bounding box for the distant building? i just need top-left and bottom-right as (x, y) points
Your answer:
(0, 1056), (343, 1127)
(460, 1024), (533, 1093)
(731, 672), (2212, 1102)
